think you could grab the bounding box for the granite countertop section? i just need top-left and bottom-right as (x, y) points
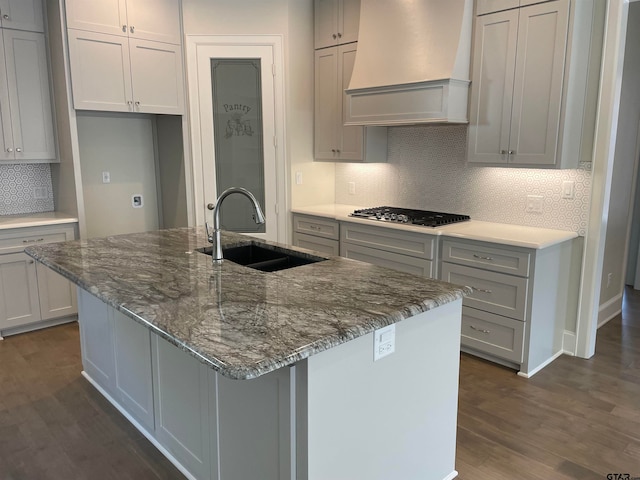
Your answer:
(292, 204), (578, 249)
(0, 212), (78, 230)
(25, 228), (468, 380)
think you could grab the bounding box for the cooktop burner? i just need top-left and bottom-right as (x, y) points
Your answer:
(350, 206), (470, 227)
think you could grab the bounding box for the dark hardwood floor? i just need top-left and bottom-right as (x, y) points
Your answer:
(0, 288), (638, 479)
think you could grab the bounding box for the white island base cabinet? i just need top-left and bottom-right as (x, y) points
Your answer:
(77, 288), (462, 480)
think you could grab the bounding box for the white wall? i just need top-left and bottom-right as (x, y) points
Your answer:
(182, 0), (335, 209)
(77, 113), (159, 238)
(599, 4), (640, 317)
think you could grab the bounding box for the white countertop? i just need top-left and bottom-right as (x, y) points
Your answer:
(291, 204), (578, 249)
(0, 212), (79, 230)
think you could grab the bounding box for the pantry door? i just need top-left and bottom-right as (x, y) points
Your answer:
(187, 36), (286, 242)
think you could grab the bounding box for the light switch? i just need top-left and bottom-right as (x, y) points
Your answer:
(102, 171), (111, 184)
(562, 180), (575, 199)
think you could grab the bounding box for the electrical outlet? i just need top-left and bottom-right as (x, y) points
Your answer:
(374, 324), (395, 361)
(348, 181), (356, 195)
(525, 195), (544, 213)
(562, 180), (575, 199)
(102, 171), (111, 184)
(132, 194), (143, 208)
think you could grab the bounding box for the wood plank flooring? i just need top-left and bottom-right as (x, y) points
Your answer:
(0, 288), (638, 479)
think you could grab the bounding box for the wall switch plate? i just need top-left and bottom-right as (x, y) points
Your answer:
(102, 171), (111, 184)
(132, 194), (143, 208)
(348, 181), (356, 195)
(525, 195), (543, 213)
(562, 180), (575, 199)
(295, 172), (303, 185)
(374, 324), (395, 361)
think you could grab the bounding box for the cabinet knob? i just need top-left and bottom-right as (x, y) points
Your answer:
(331, 149), (336, 153)
(122, 24), (127, 32)
(337, 32), (342, 38)
(130, 26), (135, 34)
(336, 149), (340, 153)
(15, 147), (21, 153)
(508, 150), (515, 155)
(500, 150), (507, 155)
(135, 101), (140, 110)
(127, 100), (133, 110)
(28, 260), (35, 264)
(332, 33), (337, 39)
(2, 14), (9, 20)
(6, 147), (12, 153)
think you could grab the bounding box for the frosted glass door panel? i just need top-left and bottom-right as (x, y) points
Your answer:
(211, 59), (265, 233)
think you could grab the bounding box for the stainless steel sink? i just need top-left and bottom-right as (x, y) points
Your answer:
(198, 243), (327, 272)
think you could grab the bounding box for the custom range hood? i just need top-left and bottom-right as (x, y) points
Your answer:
(345, 0), (473, 126)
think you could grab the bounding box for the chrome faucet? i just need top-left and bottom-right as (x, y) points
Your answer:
(205, 187), (266, 263)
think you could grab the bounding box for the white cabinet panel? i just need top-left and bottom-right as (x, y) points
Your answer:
(0, 29), (55, 162)
(337, 43), (363, 161)
(129, 38), (183, 114)
(78, 290), (115, 392)
(67, 29), (132, 112)
(314, 47), (338, 159)
(314, 0), (360, 49)
(113, 309), (154, 431)
(153, 335), (211, 480)
(65, 0), (128, 37)
(0, 252), (40, 330)
(476, 0), (519, 15)
(36, 263), (77, 320)
(0, 0), (44, 33)
(125, 0), (181, 45)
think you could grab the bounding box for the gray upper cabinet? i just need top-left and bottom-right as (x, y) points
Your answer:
(468, 0), (605, 168)
(0, 0), (44, 33)
(314, 0), (360, 49)
(0, 29), (56, 162)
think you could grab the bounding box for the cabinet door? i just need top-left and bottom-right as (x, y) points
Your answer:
(2, 30), (56, 161)
(65, 0), (128, 37)
(339, 0), (360, 45)
(113, 309), (154, 431)
(314, 47), (339, 159)
(508, 0), (569, 166)
(35, 263), (77, 321)
(337, 43), (363, 160)
(476, 0), (519, 15)
(467, 9), (518, 164)
(0, 252), (41, 330)
(293, 232), (340, 256)
(125, 0), (181, 45)
(314, 0), (339, 49)
(0, 0), (44, 33)
(0, 33), (13, 162)
(129, 38), (184, 114)
(67, 29), (133, 112)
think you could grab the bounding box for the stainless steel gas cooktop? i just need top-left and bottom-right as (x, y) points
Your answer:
(349, 206), (470, 227)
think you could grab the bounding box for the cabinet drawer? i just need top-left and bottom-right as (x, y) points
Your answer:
(441, 239), (531, 276)
(441, 263), (528, 320)
(461, 307), (524, 364)
(341, 222), (436, 259)
(293, 232), (339, 256)
(293, 214), (339, 240)
(0, 224), (76, 254)
(341, 242), (433, 278)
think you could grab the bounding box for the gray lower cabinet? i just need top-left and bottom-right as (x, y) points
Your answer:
(440, 237), (578, 376)
(340, 221), (437, 278)
(292, 214), (340, 256)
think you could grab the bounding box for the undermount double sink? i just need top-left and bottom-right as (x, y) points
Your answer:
(198, 242), (327, 272)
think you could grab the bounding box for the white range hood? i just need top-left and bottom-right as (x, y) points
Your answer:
(345, 0), (473, 126)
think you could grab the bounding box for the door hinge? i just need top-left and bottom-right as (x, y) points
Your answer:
(273, 136), (277, 148)
(272, 64), (276, 76)
(275, 204), (279, 215)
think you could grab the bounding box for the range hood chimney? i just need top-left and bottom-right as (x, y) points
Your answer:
(345, 0), (473, 126)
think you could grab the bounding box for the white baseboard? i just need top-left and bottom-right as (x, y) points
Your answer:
(81, 371), (198, 480)
(517, 350), (564, 378)
(0, 315), (77, 338)
(443, 470), (459, 480)
(598, 292), (623, 328)
(562, 330), (577, 356)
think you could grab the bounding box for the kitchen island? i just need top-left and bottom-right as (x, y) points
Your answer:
(26, 227), (468, 480)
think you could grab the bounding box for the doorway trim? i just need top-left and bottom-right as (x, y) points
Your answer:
(185, 34), (289, 241)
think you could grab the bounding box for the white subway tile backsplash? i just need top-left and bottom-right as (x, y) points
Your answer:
(335, 125), (591, 235)
(0, 164), (54, 215)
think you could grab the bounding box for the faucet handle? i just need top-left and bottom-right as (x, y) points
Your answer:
(205, 222), (214, 243)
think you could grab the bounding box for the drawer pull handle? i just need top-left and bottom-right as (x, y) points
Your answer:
(309, 225), (320, 230)
(469, 325), (491, 334)
(22, 238), (45, 244)
(471, 286), (492, 294)
(473, 254), (493, 261)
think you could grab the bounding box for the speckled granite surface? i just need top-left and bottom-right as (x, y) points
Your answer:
(26, 227), (468, 380)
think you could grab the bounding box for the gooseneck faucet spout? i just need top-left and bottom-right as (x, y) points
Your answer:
(205, 187), (266, 263)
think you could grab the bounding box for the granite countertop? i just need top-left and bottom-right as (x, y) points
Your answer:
(0, 212), (79, 230)
(25, 227), (468, 380)
(291, 204), (578, 249)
